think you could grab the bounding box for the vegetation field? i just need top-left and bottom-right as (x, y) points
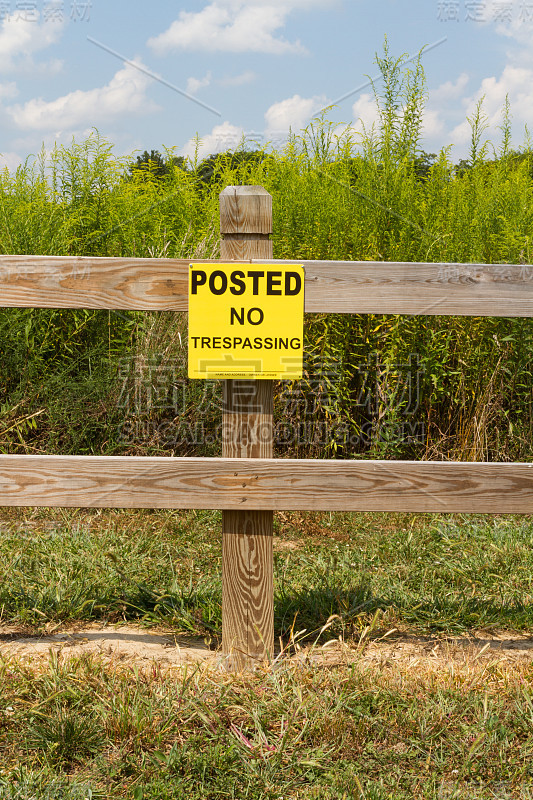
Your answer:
(1, 508), (533, 799)
(1, 46), (533, 799)
(1, 47), (533, 463)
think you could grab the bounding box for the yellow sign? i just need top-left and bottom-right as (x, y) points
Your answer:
(188, 263), (305, 379)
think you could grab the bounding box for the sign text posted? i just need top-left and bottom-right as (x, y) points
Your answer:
(188, 263), (304, 379)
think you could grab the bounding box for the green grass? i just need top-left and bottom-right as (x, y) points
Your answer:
(1, 509), (533, 798)
(1, 509), (532, 636)
(1, 625), (533, 799)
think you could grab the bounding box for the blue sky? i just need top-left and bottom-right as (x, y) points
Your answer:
(0, 0), (532, 170)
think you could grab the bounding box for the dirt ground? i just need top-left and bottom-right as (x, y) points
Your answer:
(1, 623), (532, 671)
(0, 624), (211, 667)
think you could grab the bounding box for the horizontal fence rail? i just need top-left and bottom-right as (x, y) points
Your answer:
(257, 260), (533, 317)
(2, 184), (533, 671)
(1, 455), (533, 513)
(1, 256), (533, 316)
(0, 256), (198, 311)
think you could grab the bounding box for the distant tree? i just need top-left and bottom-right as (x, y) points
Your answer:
(129, 149), (188, 180)
(452, 149), (533, 180)
(194, 150), (271, 185)
(454, 157), (473, 178)
(413, 151), (437, 181)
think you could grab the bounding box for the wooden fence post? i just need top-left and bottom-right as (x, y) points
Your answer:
(219, 185), (274, 671)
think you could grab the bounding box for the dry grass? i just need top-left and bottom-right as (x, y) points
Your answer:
(1, 632), (533, 799)
(0, 508), (533, 797)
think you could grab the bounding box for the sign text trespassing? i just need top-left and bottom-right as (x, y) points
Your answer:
(188, 263), (304, 379)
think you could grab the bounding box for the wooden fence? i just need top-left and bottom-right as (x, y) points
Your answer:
(1, 185), (533, 669)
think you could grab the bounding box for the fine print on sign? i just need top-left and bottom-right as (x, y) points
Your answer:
(188, 263), (305, 379)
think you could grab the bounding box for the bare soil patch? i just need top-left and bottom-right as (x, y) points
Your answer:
(1, 624), (532, 672)
(294, 630), (533, 676)
(0, 623), (213, 667)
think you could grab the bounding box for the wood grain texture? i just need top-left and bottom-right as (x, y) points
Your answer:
(218, 237), (272, 261)
(220, 185), (274, 670)
(222, 380), (274, 459)
(2, 456), (533, 513)
(222, 511), (273, 671)
(1, 256), (533, 316)
(0, 256), (196, 310)
(219, 186), (273, 235)
(257, 259), (533, 317)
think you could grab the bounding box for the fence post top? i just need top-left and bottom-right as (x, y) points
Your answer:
(219, 185), (271, 197)
(219, 185), (272, 236)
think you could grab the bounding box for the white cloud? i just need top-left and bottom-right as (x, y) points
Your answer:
(218, 70), (256, 87)
(430, 73), (470, 104)
(419, 75), (470, 142)
(181, 121), (246, 160)
(0, 81), (17, 99)
(0, 12), (64, 73)
(264, 93), (328, 136)
(181, 90), (333, 162)
(186, 69), (258, 96)
(433, 6), (533, 153)
(351, 92), (380, 135)
(0, 151), (22, 171)
(39, 58), (64, 76)
(422, 109), (445, 139)
(449, 64), (533, 147)
(148, 2), (309, 55)
(482, 0), (533, 49)
(8, 60), (158, 132)
(186, 68), (259, 97)
(186, 72), (212, 95)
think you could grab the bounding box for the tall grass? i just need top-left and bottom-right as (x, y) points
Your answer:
(1, 43), (532, 461)
(3, 636), (533, 799)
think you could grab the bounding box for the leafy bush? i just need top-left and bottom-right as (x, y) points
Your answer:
(1, 43), (532, 461)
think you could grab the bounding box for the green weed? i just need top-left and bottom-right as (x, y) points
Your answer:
(0, 44), (532, 461)
(1, 638), (533, 799)
(0, 508), (533, 636)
